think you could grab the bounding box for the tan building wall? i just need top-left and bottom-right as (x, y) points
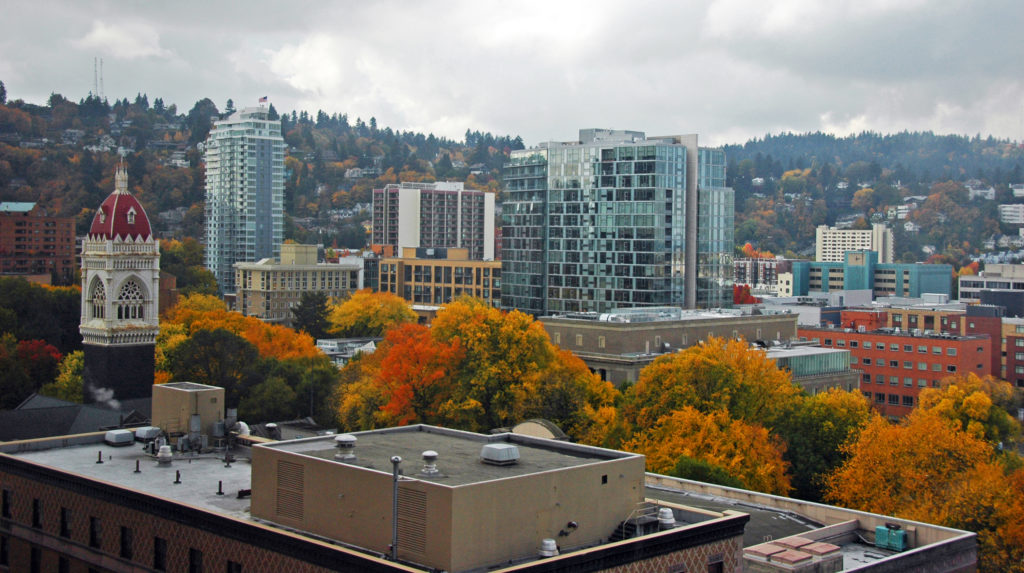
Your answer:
(234, 244), (362, 324)
(380, 247), (501, 307)
(251, 429), (645, 573)
(151, 382), (225, 438)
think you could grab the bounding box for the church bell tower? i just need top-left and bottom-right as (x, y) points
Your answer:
(79, 162), (160, 404)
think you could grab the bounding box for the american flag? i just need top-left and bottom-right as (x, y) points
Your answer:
(259, 96), (268, 103)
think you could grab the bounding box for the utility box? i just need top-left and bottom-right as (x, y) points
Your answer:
(151, 382), (225, 441)
(875, 525), (908, 552)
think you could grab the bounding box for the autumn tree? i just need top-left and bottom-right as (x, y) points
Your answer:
(335, 298), (619, 439)
(327, 290), (417, 337)
(918, 373), (1021, 449)
(39, 350), (84, 403)
(623, 336), (803, 433)
(0, 333), (32, 409)
(624, 407), (791, 495)
(163, 328), (263, 405)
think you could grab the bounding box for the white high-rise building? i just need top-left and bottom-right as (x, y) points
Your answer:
(815, 223), (893, 263)
(204, 107), (285, 294)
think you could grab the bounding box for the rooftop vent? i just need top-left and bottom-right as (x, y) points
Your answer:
(538, 538), (559, 558)
(658, 507), (675, 530)
(419, 450), (441, 477)
(481, 443), (520, 466)
(334, 434), (357, 462)
(156, 445), (173, 466)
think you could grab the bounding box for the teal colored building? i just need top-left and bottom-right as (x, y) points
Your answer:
(785, 251), (951, 298)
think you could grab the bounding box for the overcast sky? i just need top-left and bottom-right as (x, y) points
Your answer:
(2, 1), (1022, 147)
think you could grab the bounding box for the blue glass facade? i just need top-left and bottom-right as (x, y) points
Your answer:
(502, 130), (734, 315)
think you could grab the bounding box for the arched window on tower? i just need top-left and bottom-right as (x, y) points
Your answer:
(127, 207), (136, 225)
(92, 282), (106, 319)
(116, 280), (144, 320)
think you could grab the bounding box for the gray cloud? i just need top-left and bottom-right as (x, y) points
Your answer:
(1, 0), (1021, 147)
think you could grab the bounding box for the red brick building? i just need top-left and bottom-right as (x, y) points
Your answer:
(0, 202), (76, 284)
(798, 324), (991, 418)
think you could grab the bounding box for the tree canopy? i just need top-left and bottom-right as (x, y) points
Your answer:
(327, 289), (417, 338)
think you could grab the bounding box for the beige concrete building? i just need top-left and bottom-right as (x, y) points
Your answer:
(380, 247), (501, 307)
(540, 307), (799, 385)
(234, 243), (362, 325)
(815, 223), (893, 263)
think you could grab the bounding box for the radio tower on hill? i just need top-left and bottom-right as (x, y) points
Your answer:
(92, 57), (105, 100)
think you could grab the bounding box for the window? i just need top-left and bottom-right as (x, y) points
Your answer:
(932, 346), (942, 355)
(154, 537), (167, 571)
(919, 379), (927, 387)
(863, 341), (873, 350)
(947, 365), (957, 372)
(948, 347), (958, 356)
(875, 374), (885, 384)
(889, 360), (899, 368)
(824, 338), (832, 346)
(875, 358), (885, 366)
(1016, 366), (1024, 375)
(904, 378), (913, 387)
(903, 344), (912, 352)
(1, 489), (10, 518)
(598, 336), (605, 349)
(552, 332), (560, 345)
(850, 341), (859, 348)
(0, 536), (8, 566)
(862, 373), (871, 382)
(121, 526), (133, 559)
(875, 393), (885, 403)
(889, 376), (899, 385)
(575, 334), (583, 346)
(862, 358), (871, 365)
(918, 362), (927, 371)
(1016, 339), (1024, 348)
(932, 363), (941, 372)
(32, 498), (41, 528)
(902, 395), (915, 407)
(227, 562), (243, 573)
(90, 516), (101, 549)
(60, 506), (71, 538)
(59, 556), (70, 573)
(31, 546), (41, 573)
(903, 361), (912, 369)
(890, 343), (899, 351)
(836, 340), (846, 347)
(918, 345), (927, 353)
(888, 394), (900, 405)
(189, 548), (203, 573)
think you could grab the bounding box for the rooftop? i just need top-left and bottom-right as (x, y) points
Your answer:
(266, 425), (636, 488)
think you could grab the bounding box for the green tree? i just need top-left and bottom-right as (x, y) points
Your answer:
(239, 377), (297, 423)
(0, 333), (32, 409)
(291, 291), (331, 340)
(164, 328), (262, 405)
(38, 350), (84, 403)
(0, 80), (6, 105)
(772, 389), (877, 501)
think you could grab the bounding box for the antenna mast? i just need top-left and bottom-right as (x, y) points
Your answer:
(100, 58), (104, 100)
(93, 57), (98, 98)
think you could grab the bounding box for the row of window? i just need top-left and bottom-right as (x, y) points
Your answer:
(863, 392), (916, 407)
(824, 338), (961, 355)
(856, 357), (959, 373)
(861, 373), (941, 388)
(0, 488), (240, 572)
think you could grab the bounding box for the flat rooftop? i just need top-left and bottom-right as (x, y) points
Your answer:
(765, 345), (848, 359)
(266, 425), (637, 487)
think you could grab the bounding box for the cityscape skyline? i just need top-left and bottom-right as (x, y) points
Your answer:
(1, 1), (1022, 147)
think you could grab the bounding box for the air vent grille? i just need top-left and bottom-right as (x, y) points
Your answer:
(275, 460), (305, 522)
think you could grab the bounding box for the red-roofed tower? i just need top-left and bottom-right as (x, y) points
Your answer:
(79, 162), (160, 405)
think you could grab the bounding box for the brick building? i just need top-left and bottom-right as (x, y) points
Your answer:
(798, 322), (991, 417)
(0, 202), (75, 283)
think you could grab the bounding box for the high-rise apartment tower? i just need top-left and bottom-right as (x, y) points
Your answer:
(204, 107), (285, 294)
(371, 181), (495, 260)
(502, 129), (734, 315)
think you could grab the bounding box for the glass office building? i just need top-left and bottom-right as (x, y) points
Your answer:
(502, 129), (733, 315)
(204, 107), (285, 294)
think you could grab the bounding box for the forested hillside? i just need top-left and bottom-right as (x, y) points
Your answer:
(725, 131), (1024, 263)
(0, 84), (521, 247)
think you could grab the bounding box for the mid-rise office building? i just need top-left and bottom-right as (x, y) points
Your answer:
(0, 202), (75, 283)
(372, 181), (495, 261)
(204, 107), (285, 294)
(778, 251), (951, 299)
(379, 247), (501, 307)
(798, 321), (991, 418)
(815, 223), (893, 263)
(959, 263), (1024, 302)
(502, 129), (734, 315)
(234, 243), (363, 325)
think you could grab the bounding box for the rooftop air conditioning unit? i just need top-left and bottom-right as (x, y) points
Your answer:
(481, 443), (520, 466)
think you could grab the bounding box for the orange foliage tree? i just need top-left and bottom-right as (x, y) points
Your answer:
(335, 298), (619, 439)
(824, 408), (1024, 571)
(624, 407), (791, 495)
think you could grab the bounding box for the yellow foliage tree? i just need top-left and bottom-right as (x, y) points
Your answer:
(624, 336), (803, 431)
(918, 373), (1020, 447)
(624, 407), (791, 495)
(327, 290), (417, 337)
